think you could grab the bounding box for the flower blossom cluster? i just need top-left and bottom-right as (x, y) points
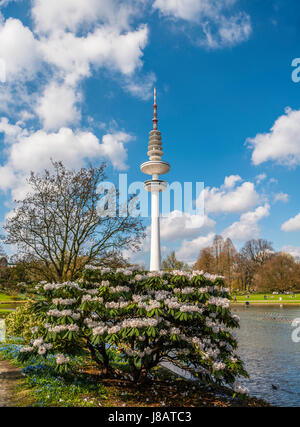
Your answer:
(43, 281), (81, 291)
(21, 337), (53, 356)
(92, 317), (160, 336)
(46, 324), (79, 333)
(208, 296), (230, 308)
(234, 382), (249, 395)
(137, 300), (161, 311)
(213, 362), (226, 371)
(56, 354), (70, 365)
(105, 301), (129, 309)
(47, 309), (81, 320)
(81, 295), (103, 303)
(110, 286), (130, 293)
(52, 298), (77, 306)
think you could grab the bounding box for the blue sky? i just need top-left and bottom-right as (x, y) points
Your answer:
(0, 0), (300, 267)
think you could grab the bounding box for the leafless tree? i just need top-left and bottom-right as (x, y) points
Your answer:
(5, 161), (145, 282)
(237, 239), (274, 290)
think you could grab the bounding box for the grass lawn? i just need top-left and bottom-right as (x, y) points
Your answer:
(0, 293), (26, 303)
(0, 293), (16, 302)
(232, 293), (300, 304)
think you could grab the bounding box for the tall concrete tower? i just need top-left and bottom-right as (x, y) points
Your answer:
(141, 88), (170, 271)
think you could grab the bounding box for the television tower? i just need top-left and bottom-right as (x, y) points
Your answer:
(140, 88), (170, 271)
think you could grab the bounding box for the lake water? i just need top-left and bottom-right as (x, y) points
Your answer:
(233, 305), (300, 407)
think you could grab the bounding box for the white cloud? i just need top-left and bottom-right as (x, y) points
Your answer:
(0, 0), (21, 8)
(176, 232), (215, 263)
(160, 210), (215, 242)
(202, 176), (259, 214)
(282, 246), (300, 260)
(38, 24), (149, 86)
(255, 173), (267, 184)
(247, 108), (300, 167)
(222, 204), (270, 241)
(223, 174), (242, 189)
(274, 192), (289, 203)
(153, 0), (213, 21)
(123, 71), (156, 100)
(153, 0), (252, 48)
(99, 132), (131, 170)
(0, 117), (27, 142)
(281, 213), (300, 232)
(35, 81), (81, 131)
(0, 18), (40, 81)
(0, 123), (132, 198)
(32, 0), (139, 34)
(215, 13), (251, 46)
(0, 0), (152, 203)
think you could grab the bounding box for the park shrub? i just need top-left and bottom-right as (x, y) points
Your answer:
(5, 302), (43, 343)
(17, 267), (248, 387)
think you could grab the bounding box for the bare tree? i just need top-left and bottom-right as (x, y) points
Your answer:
(162, 251), (189, 271)
(5, 161), (145, 282)
(240, 239), (274, 266)
(237, 239), (274, 290)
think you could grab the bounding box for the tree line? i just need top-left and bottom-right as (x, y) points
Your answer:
(162, 236), (300, 292)
(193, 236), (300, 292)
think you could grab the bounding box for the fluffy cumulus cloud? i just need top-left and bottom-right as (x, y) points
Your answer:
(281, 213), (300, 232)
(31, 0), (141, 34)
(247, 108), (300, 167)
(35, 81), (82, 131)
(167, 175), (264, 263)
(202, 175), (259, 214)
(176, 232), (215, 264)
(222, 204), (270, 241)
(160, 210), (215, 242)
(0, 17), (41, 81)
(0, 122), (132, 199)
(153, 0), (252, 48)
(38, 24), (149, 85)
(0, 0), (153, 201)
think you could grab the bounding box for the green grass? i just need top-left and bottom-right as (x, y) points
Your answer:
(232, 293), (300, 304)
(0, 293), (15, 301)
(0, 293), (26, 303)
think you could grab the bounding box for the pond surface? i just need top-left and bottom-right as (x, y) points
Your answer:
(233, 305), (300, 407)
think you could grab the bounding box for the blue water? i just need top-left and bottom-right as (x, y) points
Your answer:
(233, 306), (300, 407)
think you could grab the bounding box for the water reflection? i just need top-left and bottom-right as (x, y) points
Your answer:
(234, 306), (300, 407)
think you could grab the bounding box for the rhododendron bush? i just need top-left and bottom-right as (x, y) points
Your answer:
(19, 267), (248, 385)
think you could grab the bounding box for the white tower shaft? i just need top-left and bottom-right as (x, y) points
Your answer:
(140, 88), (170, 271)
(150, 190), (161, 271)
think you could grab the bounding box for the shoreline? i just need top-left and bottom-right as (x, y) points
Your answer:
(231, 302), (300, 306)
